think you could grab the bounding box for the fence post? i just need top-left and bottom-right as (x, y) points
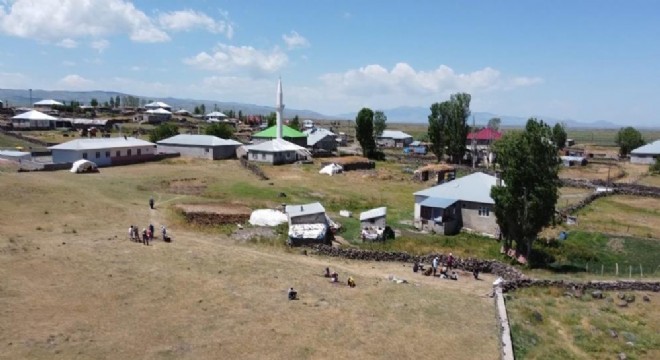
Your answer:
(629, 265), (632, 279)
(601, 264), (604, 276)
(640, 264), (643, 278)
(615, 263), (619, 276)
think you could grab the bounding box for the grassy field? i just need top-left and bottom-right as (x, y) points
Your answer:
(638, 174), (660, 187)
(557, 187), (594, 209)
(572, 195), (660, 240)
(508, 287), (660, 359)
(0, 132), (47, 151)
(0, 159), (500, 360)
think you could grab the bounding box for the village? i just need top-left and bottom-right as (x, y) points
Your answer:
(1, 79), (659, 359)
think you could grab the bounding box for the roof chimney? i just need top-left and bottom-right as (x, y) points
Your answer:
(300, 205), (303, 211)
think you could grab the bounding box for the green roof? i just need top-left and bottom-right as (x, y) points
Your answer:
(252, 125), (307, 138)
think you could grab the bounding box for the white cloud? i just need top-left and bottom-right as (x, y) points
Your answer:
(0, 0), (169, 43)
(90, 39), (110, 53)
(158, 9), (233, 38)
(57, 74), (94, 89)
(0, 71), (28, 88)
(56, 38), (78, 48)
(184, 43), (288, 75)
(282, 31), (309, 50)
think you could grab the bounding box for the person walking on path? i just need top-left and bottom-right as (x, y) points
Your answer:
(432, 256), (439, 277)
(447, 253), (454, 270)
(161, 225), (167, 240)
(128, 225), (134, 241)
(149, 196), (154, 210)
(148, 224), (155, 240)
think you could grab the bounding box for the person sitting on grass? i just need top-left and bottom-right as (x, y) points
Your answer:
(324, 267), (331, 278)
(288, 287), (298, 300)
(449, 271), (458, 281)
(347, 276), (356, 288)
(473, 268), (479, 280)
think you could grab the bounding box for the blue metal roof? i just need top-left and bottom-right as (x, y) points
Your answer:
(419, 197), (457, 209)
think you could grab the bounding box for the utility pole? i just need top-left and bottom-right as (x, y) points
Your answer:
(471, 115), (477, 169)
(29, 88), (32, 108)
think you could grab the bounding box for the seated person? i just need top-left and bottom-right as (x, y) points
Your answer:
(473, 268), (479, 280)
(324, 267), (331, 278)
(449, 271), (458, 281)
(423, 267), (433, 276)
(439, 265), (449, 277)
(288, 287), (297, 300)
(412, 262), (419, 273)
(347, 276), (356, 288)
(331, 272), (339, 283)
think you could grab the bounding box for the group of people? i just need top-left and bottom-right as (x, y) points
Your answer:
(128, 224), (167, 246)
(413, 253), (459, 280)
(323, 267), (356, 288)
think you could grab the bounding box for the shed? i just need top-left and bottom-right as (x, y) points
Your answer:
(0, 150), (31, 162)
(204, 111), (228, 122)
(304, 127), (337, 153)
(144, 101), (172, 111)
(377, 130), (414, 148)
(245, 138), (310, 165)
(630, 140), (660, 165)
(157, 134), (242, 160)
(359, 207), (387, 229)
(11, 110), (60, 129)
(285, 202), (329, 246)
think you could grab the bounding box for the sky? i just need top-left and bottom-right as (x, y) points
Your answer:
(0, 0), (659, 126)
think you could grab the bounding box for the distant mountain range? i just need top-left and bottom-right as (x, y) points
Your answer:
(0, 88), (627, 128)
(336, 106), (621, 129)
(0, 88), (330, 120)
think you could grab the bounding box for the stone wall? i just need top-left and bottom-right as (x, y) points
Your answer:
(500, 278), (660, 293)
(239, 157), (269, 180)
(308, 245), (527, 281)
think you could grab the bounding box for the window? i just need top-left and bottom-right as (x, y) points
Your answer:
(137, 149), (142, 155)
(127, 149), (132, 156)
(95, 152), (100, 159)
(105, 151), (110, 157)
(116, 151), (121, 157)
(478, 207), (490, 217)
(252, 153), (257, 159)
(205, 148), (209, 153)
(261, 153), (266, 159)
(82, 152), (87, 159)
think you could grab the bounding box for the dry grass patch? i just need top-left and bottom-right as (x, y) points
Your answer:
(559, 162), (624, 182)
(0, 160), (500, 360)
(638, 174), (660, 188)
(574, 195), (660, 239)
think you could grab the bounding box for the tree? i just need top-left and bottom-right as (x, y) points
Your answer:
(491, 118), (561, 262)
(355, 108), (378, 158)
(650, 158), (660, 174)
(373, 111), (387, 137)
(238, 110), (243, 121)
(205, 122), (235, 139)
(90, 98), (98, 107)
(199, 104), (206, 115)
(552, 123), (568, 150)
(444, 93), (471, 163)
(487, 117), (501, 131)
(149, 123), (179, 143)
(427, 92), (471, 163)
(289, 115), (301, 131)
(266, 112), (277, 127)
(615, 127), (645, 156)
(109, 97), (115, 108)
(427, 102), (448, 161)
(115, 95), (120, 108)
(103, 101), (110, 108)
(193, 106), (201, 115)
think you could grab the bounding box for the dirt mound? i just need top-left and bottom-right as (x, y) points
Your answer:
(164, 178), (208, 195)
(175, 203), (252, 225)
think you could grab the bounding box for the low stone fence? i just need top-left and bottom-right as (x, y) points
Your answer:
(239, 158), (269, 180)
(0, 129), (50, 147)
(559, 178), (660, 216)
(308, 245), (527, 281)
(500, 279), (660, 293)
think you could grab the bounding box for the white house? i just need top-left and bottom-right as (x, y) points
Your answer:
(33, 99), (63, 112)
(413, 172), (501, 237)
(204, 111), (228, 122)
(157, 134), (242, 160)
(244, 138), (310, 165)
(377, 130), (414, 148)
(11, 110), (60, 129)
(630, 140), (660, 165)
(49, 137), (156, 166)
(144, 101), (172, 111)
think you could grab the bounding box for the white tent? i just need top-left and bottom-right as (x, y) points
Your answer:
(319, 163), (343, 176)
(70, 159), (98, 173)
(249, 209), (288, 226)
(34, 99), (63, 106)
(12, 110), (58, 121)
(11, 110), (59, 128)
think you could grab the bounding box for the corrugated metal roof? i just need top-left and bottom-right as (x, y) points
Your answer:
(11, 110), (58, 121)
(419, 197), (457, 209)
(286, 202), (326, 218)
(145, 101), (170, 109)
(0, 150), (31, 157)
(146, 108), (172, 115)
(414, 172), (499, 204)
(33, 99), (63, 106)
(205, 111), (227, 117)
(253, 125), (307, 138)
(378, 130), (413, 140)
(631, 140), (660, 155)
(359, 207), (387, 221)
(157, 134), (242, 147)
(49, 137), (155, 151)
(304, 128), (336, 146)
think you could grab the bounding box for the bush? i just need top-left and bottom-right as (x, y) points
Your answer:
(650, 158), (660, 174)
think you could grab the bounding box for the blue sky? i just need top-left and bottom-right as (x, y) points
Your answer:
(0, 0), (658, 126)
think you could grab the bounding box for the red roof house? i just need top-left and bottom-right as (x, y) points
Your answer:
(467, 128), (502, 142)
